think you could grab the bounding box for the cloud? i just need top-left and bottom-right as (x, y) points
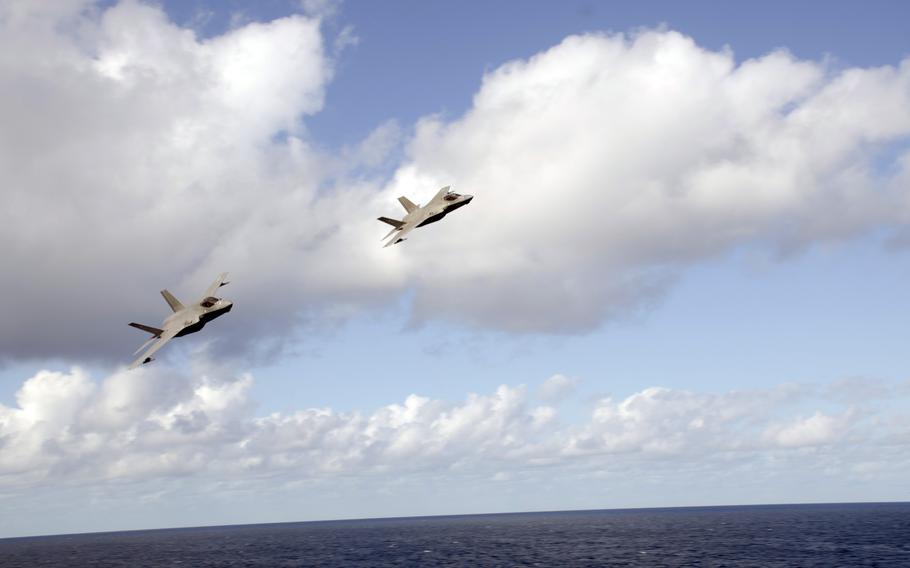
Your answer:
(299, 0), (342, 20)
(763, 411), (851, 448)
(538, 373), (580, 402)
(1, 364), (905, 493)
(0, 0), (379, 363)
(388, 31), (910, 332)
(3, 363), (909, 537)
(2, 5), (910, 365)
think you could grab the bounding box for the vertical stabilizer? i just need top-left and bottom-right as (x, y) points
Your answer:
(160, 289), (184, 312)
(398, 196), (418, 213)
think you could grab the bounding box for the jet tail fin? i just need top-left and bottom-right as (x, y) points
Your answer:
(398, 196), (418, 213)
(129, 322), (164, 336)
(160, 290), (184, 312)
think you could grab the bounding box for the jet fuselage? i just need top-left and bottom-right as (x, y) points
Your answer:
(378, 186), (473, 247)
(128, 272), (233, 369)
(169, 300), (234, 337)
(416, 195), (474, 227)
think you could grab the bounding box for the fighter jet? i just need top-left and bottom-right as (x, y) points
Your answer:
(378, 186), (473, 247)
(127, 272), (233, 369)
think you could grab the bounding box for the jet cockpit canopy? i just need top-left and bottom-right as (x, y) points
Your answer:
(200, 297), (219, 308)
(443, 192), (462, 201)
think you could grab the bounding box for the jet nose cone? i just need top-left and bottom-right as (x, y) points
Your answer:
(463, 194), (474, 203)
(223, 301), (234, 312)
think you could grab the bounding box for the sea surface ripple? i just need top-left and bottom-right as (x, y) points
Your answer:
(2, 502), (908, 567)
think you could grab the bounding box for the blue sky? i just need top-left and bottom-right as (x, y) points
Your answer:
(252, 1), (910, 147)
(1, 0), (909, 537)
(252, 233), (910, 414)
(159, 0), (910, 149)
(89, 0), (910, 413)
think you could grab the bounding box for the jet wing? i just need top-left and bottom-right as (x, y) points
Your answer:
(383, 220), (417, 247)
(129, 327), (179, 369)
(428, 185), (452, 206)
(201, 272), (230, 298)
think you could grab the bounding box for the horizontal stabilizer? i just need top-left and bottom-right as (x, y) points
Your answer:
(129, 322), (164, 336)
(160, 289), (184, 312)
(398, 196), (418, 213)
(378, 216), (404, 228)
(128, 326), (178, 369)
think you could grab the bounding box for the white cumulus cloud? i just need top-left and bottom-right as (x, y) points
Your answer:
(538, 373), (581, 402)
(0, 364), (905, 492)
(2, 4), (910, 368)
(385, 30), (910, 332)
(764, 410), (851, 448)
(2, 363), (908, 537)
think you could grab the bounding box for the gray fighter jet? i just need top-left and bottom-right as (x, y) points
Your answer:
(128, 272), (233, 369)
(378, 186), (473, 247)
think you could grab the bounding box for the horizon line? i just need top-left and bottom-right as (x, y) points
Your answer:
(4, 499), (908, 541)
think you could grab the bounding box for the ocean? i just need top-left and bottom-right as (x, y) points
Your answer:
(1, 503), (908, 567)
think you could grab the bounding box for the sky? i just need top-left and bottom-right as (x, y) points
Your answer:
(1, 0), (909, 538)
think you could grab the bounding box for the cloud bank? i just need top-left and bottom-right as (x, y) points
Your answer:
(392, 32), (910, 331)
(1, 2), (910, 364)
(2, 365), (906, 492)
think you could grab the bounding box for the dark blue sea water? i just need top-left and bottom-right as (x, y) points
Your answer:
(2, 503), (908, 567)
